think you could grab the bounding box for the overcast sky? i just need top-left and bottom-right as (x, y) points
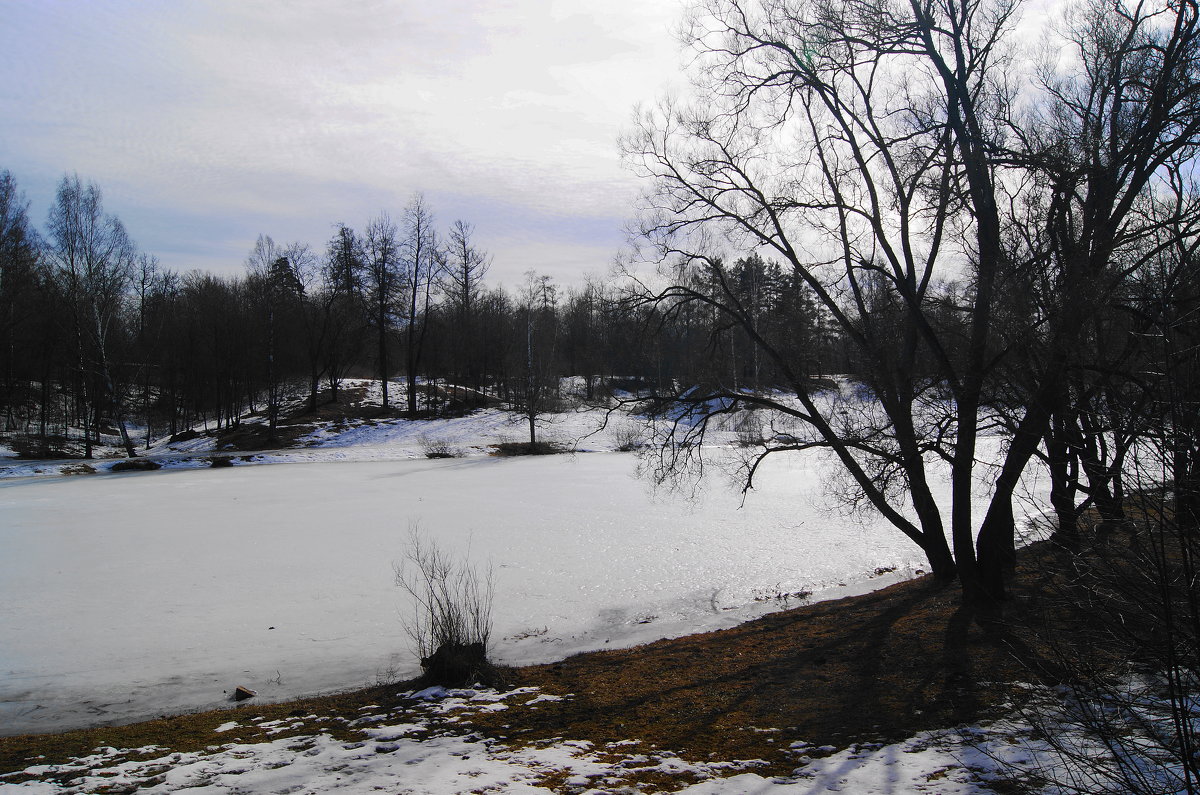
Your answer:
(1, 0), (687, 288)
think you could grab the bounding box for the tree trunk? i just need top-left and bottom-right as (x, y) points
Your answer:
(1178, 448), (1200, 534)
(922, 539), (957, 583)
(1046, 419), (1079, 539)
(378, 314), (389, 409)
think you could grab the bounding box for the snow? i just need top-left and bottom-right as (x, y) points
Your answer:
(0, 388), (1059, 792)
(0, 686), (1065, 794)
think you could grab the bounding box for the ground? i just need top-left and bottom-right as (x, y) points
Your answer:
(0, 542), (1079, 793)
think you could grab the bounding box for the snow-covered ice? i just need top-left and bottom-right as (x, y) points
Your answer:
(1, 448), (957, 736)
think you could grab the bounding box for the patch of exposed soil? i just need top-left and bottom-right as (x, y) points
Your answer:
(471, 576), (1050, 775)
(211, 386), (406, 452)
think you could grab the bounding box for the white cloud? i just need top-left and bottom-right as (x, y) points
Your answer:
(1, 0), (687, 283)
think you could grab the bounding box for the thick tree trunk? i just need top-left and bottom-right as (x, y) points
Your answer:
(976, 415), (1046, 602)
(116, 418), (136, 459)
(1176, 447), (1200, 534)
(1046, 418), (1079, 539)
(923, 539), (957, 583)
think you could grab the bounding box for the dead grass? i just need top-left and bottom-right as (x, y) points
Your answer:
(471, 578), (1045, 776)
(0, 686), (405, 778)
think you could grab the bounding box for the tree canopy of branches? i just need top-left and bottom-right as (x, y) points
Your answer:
(621, 0), (1200, 605)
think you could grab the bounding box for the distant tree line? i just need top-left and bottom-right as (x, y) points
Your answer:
(0, 170), (843, 455)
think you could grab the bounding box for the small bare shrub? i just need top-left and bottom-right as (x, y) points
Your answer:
(418, 435), (462, 459)
(734, 411), (764, 447)
(394, 529), (495, 686)
(612, 420), (646, 452)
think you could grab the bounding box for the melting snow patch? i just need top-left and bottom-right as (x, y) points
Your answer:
(5, 700), (1065, 795)
(408, 686), (447, 701)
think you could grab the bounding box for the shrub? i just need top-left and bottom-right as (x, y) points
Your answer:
(491, 441), (561, 456)
(418, 435), (462, 459)
(612, 421), (646, 452)
(111, 458), (162, 472)
(394, 530), (496, 687)
(1007, 490), (1200, 794)
(209, 456), (234, 468)
(11, 434), (74, 460)
(734, 411), (764, 447)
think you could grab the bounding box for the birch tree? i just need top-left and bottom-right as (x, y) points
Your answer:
(46, 174), (137, 458)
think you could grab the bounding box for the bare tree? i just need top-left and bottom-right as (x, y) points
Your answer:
(46, 174), (137, 458)
(0, 171), (41, 434)
(246, 235), (310, 434)
(1012, 0), (1200, 550)
(400, 194), (443, 414)
(362, 213), (402, 408)
(1010, 257), (1200, 792)
(132, 252), (173, 448)
(320, 223), (367, 403)
(442, 219), (491, 391)
(518, 270), (559, 446)
(622, 0), (1019, 600)
(623, 0), (1200, 606)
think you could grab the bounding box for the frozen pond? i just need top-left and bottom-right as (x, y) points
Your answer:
(0, 448), (1034, 735)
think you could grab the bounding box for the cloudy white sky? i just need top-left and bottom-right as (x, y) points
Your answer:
(1, 0), (687, 287)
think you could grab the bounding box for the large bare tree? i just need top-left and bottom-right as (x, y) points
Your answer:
(624, 0), (1200, 605)
(0, 171), (41, 434)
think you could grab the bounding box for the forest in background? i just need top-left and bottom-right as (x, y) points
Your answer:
(0, 170), (842, 458)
